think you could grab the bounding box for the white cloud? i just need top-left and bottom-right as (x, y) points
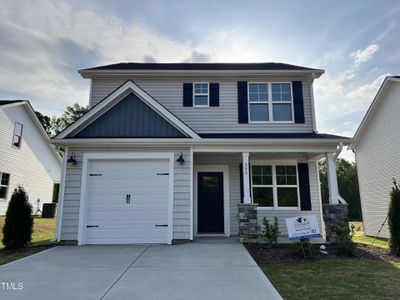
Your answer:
(0, 0), (205, 115)
(350, 44), (380, 65)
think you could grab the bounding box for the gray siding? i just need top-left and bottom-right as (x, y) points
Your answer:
(61, 146), (191, 241)
(73, 93), (185, 138)
(356, 81), (400, 238)
(194, 153), (323, 236)
(90, 76), (314, 133)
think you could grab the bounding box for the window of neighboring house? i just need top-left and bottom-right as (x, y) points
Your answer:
(12, 122), (23, 148)
(248, 83), (293, 122)
(251, 164), (299, 208)
(0, 173), (10, 200)
(193, 83), (209, 106)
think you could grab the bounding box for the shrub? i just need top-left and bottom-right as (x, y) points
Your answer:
(335, 225), (357, 256)
(259, 217), (280, 245)
(2, 186), (33, 249)
(388, 180), (400, 256)
(290, 238), (313, 257)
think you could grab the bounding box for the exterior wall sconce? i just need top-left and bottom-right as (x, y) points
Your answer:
(67, 152), (77, 165)
(176, 152), (185, 165)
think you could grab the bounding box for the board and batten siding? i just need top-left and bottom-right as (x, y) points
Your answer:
(61, 146), (191, 241)
(355, 81), (400, 238)
(89, 76), (314, 133)
(193, 153), (323, 236)
(0, 105), (61, 214)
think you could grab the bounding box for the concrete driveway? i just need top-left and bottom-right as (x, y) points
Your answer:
(0, 239), (282, 300)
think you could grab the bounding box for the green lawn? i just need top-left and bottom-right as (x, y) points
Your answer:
(0, 217), (56, 265)
(350, 221), (389, 249)
(263, 259), (400, 299)
(0, 216), (56, 249)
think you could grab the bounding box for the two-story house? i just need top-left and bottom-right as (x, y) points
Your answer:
(52, 63), (350, 245)
(0, 100), (61, 215)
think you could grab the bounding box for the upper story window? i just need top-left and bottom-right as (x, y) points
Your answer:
(193, 83), (209, 106)
(0, 172), (10, 200)
(251, 163), (299, 208)
(248, 83), (293, 123)
(12, 122), (23, 148)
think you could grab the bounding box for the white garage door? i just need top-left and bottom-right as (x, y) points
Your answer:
(85, 159), (170, 244)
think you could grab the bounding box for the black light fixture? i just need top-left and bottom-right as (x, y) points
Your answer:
(67, 152), (77, 165)
(176, 152), (185, 165)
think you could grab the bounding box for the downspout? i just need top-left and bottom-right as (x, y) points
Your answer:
(333, 142), (343, 160)
(332, 142), (346, 204)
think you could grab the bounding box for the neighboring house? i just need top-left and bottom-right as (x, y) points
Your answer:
(0, 100), (62, 215)
(351, 76), (400, 238)
(52, 62), (350, 245)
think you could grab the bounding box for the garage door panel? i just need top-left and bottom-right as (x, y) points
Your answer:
(85, 158), (170, 244)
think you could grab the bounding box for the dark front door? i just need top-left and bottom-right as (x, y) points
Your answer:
(198, 172), (224, 233)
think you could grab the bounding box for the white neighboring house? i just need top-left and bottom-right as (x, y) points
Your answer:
(0, 100), (62, 215)
(352, 76), (400, 238)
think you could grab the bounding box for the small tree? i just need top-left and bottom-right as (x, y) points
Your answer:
(2, 186), (33, 249)
(388, 180), (400, 256)
(259, 217), (280, 245)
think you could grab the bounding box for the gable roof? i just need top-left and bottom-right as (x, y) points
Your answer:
(352, 76), (400, 146)
(0, 100), (62, 163)
(79, 62), (324, 78)
(0, 100), (24, 106)
(55, 80), (200, 139)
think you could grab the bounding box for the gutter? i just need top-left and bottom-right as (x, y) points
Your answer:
(333, 142), (343, 160)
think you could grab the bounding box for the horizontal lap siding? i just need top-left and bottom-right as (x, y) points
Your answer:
(61, 146), (191, 241)
(256, 160), (323, 236)
(193, 153), (323, 236)
(90, 76), (313, 133)
(356, 82), (400, 238)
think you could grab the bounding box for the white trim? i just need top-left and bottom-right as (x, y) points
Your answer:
(77, 152), (175, 245)
(56, 147), (68, 241)
(189, 146), (194, 241)
(247, 82), (295, 124)
(315, 160), (325, 239)
(56, 80), (200, 139)
(193, 82), (209, 107)
(250, 160), (300, 210)
(52, 137), (351, 147)
(309, 77), (318, 132)
(194, 165), (230, 237)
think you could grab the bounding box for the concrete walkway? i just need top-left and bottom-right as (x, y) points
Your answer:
(0, 240), (282, 300)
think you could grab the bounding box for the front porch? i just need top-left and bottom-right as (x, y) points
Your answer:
(192, 145), (345, 242)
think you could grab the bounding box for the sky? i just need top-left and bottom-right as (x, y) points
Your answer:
(1, 0), (399, 160)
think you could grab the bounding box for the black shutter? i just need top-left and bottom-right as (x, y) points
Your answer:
(298, 163), (311, 211)
(209, 83), (219, 107)
(292, 81), (305, 123)
(237, 81), (248, 123)
(239, 163), (252, 203)
(183, 83), (193, 107)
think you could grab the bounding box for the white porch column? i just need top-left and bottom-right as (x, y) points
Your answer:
(242, 152), (251, 204)
(326, 152), (339, 204)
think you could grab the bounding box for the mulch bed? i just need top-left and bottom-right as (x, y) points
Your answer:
(245, 243), (400, 265)
(0, 244), (56, 259)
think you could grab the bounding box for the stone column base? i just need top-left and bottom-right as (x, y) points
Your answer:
(238, 203), (259, 243)
(323, 204), (349, 243)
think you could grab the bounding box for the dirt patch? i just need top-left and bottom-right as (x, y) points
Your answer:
(0, 244), (56, 265)
(245, 243), (400, 265)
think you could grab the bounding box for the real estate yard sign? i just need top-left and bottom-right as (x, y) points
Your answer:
(285, 215), (321, 240)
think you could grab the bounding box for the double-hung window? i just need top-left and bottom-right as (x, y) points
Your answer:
(248, 83), (269, 122)
(248, 83), (293, 122)
(0, 173), (10, 200)
(193, 83), (209, 106)
(251, 163), (299, 208)
(12, 122), (23, 148)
